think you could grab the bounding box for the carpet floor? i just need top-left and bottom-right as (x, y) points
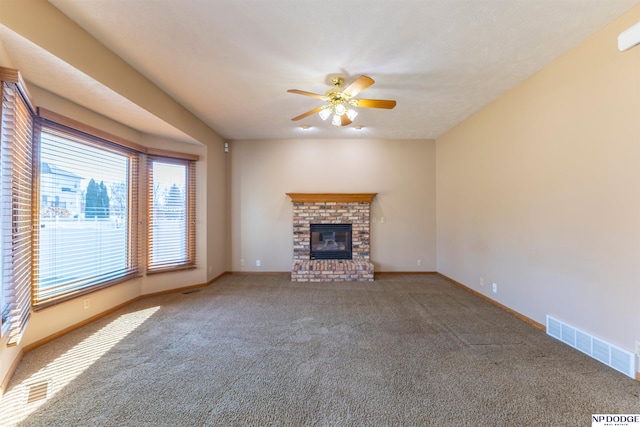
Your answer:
(1, 273), (638, 426)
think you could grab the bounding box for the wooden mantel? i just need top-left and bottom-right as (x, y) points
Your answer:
(286, 193), (377, 203)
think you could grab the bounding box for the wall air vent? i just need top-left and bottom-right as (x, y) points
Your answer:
(546, 316), (636, 379)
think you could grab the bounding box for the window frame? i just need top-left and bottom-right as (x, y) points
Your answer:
(32, 118), (142, 309)
(146, 155), (197, 274)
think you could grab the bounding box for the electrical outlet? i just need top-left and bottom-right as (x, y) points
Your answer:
(208, 266), (212, 274)
(480, 277), (484, 287)
(240, 259), (245, 266)
(83, 298), (90, 310)
(380, 217), (386, 224)
(635, 341), (640, 357)
(256, 260), (261, 267)
(492, 283), (497, 293)
(417, 259), (422, 266)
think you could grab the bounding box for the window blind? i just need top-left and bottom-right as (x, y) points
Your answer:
(0, 80), (34, 345)
(33, 123), (140, 307)
(147, 157), (196, 272)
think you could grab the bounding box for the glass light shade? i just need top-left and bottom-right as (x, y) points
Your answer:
(334, 104), (346, 116)
(346, 108), (358, 121)
(331, 114), (342, 126)
(318, 108), (331, 121)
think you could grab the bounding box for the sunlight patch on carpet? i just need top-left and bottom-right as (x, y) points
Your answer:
(0, 306), (160, 426)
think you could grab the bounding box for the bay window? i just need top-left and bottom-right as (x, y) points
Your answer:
(0, 66), (199, 338)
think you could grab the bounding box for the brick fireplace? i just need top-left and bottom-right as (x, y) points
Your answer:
(287, 193), (376, 282)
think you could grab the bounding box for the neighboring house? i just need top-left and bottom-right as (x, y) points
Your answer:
(40, 162), (83, 218)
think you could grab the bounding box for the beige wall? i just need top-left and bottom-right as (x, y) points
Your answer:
(229, 138), (436, 272)
(207, 140), (231, 279)
(0, 36), (12, 66)
(436, 5), (640, 361)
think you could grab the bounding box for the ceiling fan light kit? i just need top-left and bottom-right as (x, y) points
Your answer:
(288, 75), (396, 127)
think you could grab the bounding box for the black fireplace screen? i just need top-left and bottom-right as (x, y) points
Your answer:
(310, 223), (352, 260)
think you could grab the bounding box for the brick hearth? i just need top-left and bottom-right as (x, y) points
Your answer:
(286, 193), (376, 282)
(291, 260), (374, 282)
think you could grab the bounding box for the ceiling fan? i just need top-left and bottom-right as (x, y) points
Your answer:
(287, 75), (396, 127)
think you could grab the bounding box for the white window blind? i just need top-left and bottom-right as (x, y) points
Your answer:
(0, 78), (34, 345)
(33, 124), (139, 307)
(147, 157), (195, 271)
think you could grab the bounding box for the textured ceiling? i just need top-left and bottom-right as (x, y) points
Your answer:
(3, 0), (639, 142)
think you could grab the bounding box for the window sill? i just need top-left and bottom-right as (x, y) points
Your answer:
(146, 264), (197, 275)
(33, 273), (142, 311)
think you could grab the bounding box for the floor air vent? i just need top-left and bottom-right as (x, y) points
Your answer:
(26, 381), (50, 404)
(546, 315), (636, 379)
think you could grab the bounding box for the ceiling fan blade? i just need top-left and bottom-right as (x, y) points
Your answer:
(287, 89), (326, 100)
(342, 75), (374, 97)
(291, 106), (324, 121)
(354, 98), (397, 109)
(341, 115), (352, 126)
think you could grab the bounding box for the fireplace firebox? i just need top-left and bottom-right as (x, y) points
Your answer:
(310, 224), (352, 260)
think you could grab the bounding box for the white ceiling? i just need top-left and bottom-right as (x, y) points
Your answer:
(2, 0), (638, 142)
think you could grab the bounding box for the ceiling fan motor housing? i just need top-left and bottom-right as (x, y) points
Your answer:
(326, 90), (353, 106)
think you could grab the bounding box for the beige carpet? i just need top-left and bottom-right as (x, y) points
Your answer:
(2, 273), (639, 426)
